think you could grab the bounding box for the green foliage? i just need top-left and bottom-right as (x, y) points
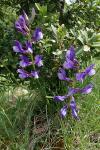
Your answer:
(0, 0), (100, 149)
(0, 5), (19, 77)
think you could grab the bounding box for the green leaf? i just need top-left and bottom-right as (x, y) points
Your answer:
(92, 42), (100, 48)
(51, 24), (57, 36)
(35, 3), (41, 11)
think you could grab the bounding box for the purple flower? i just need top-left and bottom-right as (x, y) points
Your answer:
(85, 64), (95, 76)
(17, 69), (29, 79)
(31, 71), (39, 79)
(66, 46), (75, 61)
(63, 59), (73, 69)
(67, 87), (80, 97)
(54, 95), (67, 102)
(60, 105), (68, 118)
(13, 41), (33, 54)
(32, 28), (43, 42)
(19, 55), (32, 67)
(81, 84), (93, 94)
(76, 64), (95, 82)
(54, 87), (80, 102)
(63, 59), (79, 70)
(25, 41), (33, 53)
(15, 13), (29, 35)
(13, 40), (23, 53)
(76, 72), (86, 82)
(34, 55), (43, 67)
(63, 46), (79, 70)
(17, 69), (40, 79)
(58, 68), (72, 81)
(70, 97), (79, 119)
(58, 68), (66, 80)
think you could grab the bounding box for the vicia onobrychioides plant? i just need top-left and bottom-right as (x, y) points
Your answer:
(13, 9), (43, 79)
(54, 46), (95, 119)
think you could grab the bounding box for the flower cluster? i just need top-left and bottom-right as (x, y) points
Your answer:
(54, 46), (95, 119)
(13, 9), (43, 79)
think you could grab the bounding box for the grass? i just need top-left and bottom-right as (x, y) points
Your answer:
(0, 59), (100, 150)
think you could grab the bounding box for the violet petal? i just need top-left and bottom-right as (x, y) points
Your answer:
(81, 84), (93, 94)
(60, 105), (68, 118)
(32, 28), (43, 41)
(34, 55), (43, 67)
(54, 95), (67, 102)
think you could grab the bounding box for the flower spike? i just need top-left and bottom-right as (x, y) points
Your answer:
(53, 45), (95, 119)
